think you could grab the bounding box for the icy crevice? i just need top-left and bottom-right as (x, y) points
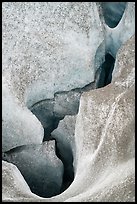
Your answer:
(30, 51), (115, 141)
(2, 43), (116, 199)
(30, 80), (96, 141)
(2, 141), (64, 198)
(27, 52), (116, 195)
(101, 2), (127, 28)
(97, 53), (115, 88)
(3, 2), (132, 200)
(54, 138), (74, 193)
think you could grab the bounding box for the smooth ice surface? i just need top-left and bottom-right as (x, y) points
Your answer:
(2, 161), (40, 201)
(2, 77), (44, 152)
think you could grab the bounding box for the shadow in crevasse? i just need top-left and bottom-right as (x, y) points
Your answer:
(97, 53), (115, 88)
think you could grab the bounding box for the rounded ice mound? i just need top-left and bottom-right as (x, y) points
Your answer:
(2, 77), (44, 152)
(2, 160), (39, 201)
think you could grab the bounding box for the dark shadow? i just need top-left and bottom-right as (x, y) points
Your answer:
(97, 53), (115, 88)
(43, 117), (63, 141)
(54, 139), (74, 193)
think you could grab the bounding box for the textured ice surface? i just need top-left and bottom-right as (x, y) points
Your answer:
(2, 2), (135, 202)
(2, 2), (105, 107)
(2, 35), (135, 203)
